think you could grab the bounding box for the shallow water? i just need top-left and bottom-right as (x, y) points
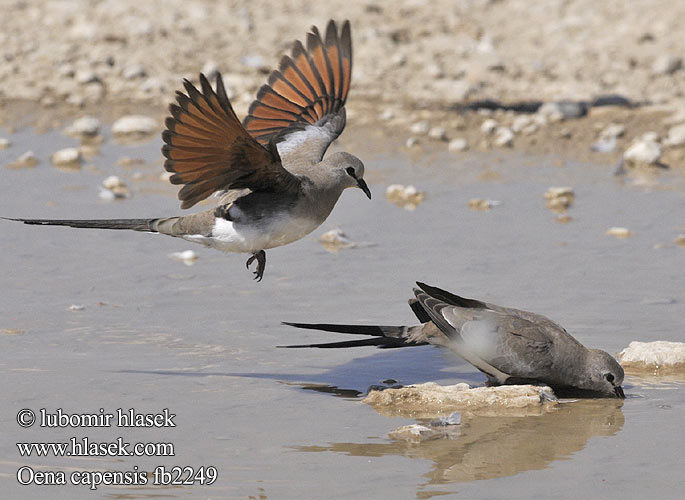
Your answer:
(1, 124), (684, 499)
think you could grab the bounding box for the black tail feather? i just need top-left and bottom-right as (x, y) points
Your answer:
(280, 321), (427, 349)
(408, 298), (431, 323)
(3, 217), (156, 232)
(415, 281), (487, 309)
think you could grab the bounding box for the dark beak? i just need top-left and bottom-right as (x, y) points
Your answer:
(614, 385), (625, 399)
(357, 178), (371, 199)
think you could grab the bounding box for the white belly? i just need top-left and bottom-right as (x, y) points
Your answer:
(182, 215), (321, 254)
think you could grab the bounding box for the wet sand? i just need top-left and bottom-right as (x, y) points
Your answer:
(1, 120), (684, 499)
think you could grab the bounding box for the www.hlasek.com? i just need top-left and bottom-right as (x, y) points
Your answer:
(15, 407), (217, 489)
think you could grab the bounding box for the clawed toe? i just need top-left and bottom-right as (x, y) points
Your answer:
(245, 251), (266, 282)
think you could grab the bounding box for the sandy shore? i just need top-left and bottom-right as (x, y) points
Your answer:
(2, 0), (685, 167)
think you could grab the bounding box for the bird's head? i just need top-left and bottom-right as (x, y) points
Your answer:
(583, 349), (625, 398)
(327, 152), (371, 199)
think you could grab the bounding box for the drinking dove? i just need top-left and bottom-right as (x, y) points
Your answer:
(283, 282), (626, 397)
(3, 20), (370, 281)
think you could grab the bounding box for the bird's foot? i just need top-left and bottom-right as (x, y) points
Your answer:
(245, 250), (266, 281)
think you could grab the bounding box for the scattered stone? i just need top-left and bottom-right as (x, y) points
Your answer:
(606, 227), (632, 238)
(75, 69), (101, 85)
(112, 115), (157, 135)
(617, 341), (685, 372)
(468, 198), (499, 211)
(511, 114), (531, 133)
(428, 126), (448, 141)
(0, 137), (10, 150)
(409, 120), (430, 135)
(363, 382), (557, 418)
(122, 63), (147, 80)
(521, 123), (538, 135)
(65, 116), (101, 137)
(387, 424), (435, 442)
(318, 228), (357, 252)
(623, 137), (662, 166)
(168, 250), (199, 266)
(100, 175), (129, 199)
(3, 329), (24, 335)
(6, 151), (38, 169)
(69, 304), (85, 311)
(664, 123), (685, 147)
(385, 184), (425, 210)
(480, 118), (498, 135)
(405, 136), (419, 148)
(600, 123), (626, 139)
(591, 136), (617, 153)
(379, 109), (395, 121)
(675, 234), (685, 246)
(544, 187), (575, 211)
(51, 147), (82, 167)
(651, 55), (682, 76)
(448, 138), (468, 152)
(494, 126), (514, 147)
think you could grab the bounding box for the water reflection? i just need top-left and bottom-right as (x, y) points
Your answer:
(294, 399), (624, 486)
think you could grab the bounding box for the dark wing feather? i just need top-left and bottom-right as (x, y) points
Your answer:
(162, 73), (300, 209)
(243, 20), (352, 164)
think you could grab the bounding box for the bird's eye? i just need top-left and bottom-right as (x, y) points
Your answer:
(345, 167), (356, 177)
(605, 373), (615, 383)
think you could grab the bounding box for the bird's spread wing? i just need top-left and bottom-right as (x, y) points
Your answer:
(243, 20), (352, 165)
(162, 74), (300, 209)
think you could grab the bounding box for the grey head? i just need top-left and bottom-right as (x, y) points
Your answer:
(580, 349), (625, 398)
(319, 151), (371, 199)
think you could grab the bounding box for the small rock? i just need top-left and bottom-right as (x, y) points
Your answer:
(122, 63), (147, 80)
(379, 109), (395, 121)
(0, 138), (10, 150)
(75, 69), (101, 85)
(410, 120), (430, 135)
(168, 250), (199, 266)
(591, 136), (617, 153)
(511, 114), (531, 133)
(385, 184), (425, 210)
(606, 227), (632, 238)
(623, 138), (662, 165)
(387, 425), (436, 442)
(100, 176), (129, 199)
(51, 147), (82, 167)
(480, 118), (498, 135)
(69, 304), (85, 311)
(600, 123), (626, 139)
(363, 382), (557, 418)
(448, 138), (468, 152)
(428, 126), (448, 141)
(617, 341), (685, 371)
(521, 123), (539, 135)
(429, 411), (461, 427)
(405, 137), (419, 148)
(544, 187), (575, 211)
(318, 229), (357, 252)
(6, 151), (38, 169)
(112, 115), (157, 135)
(468, 198), (499, 211)
(65, 116), (101, 137)
(494, 127), (514, 147)
(651, 55), (682, 76)
(675, 234), (685, 246)
(664, 123), (685, 147)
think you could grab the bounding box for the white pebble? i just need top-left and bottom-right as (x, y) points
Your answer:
(66, 116), (101, 137)
(494, 127), (514, 147)
(617, 341), (685, 368)
(410, 120), (430, 135)
(112, 115), (157, 135)
(448, 138), (468, 152)
(51, 147), (82, 166)
(168, 250), (199, 265)
(428, 126), (448, 141)
(385, 184), (425, 210)
(606, 227), (632, 238)
(480, 118), (498, 135)
(405, 137), (420, 148)
(0, 137), (10, 149)
(319, 229), (357, 252)
(623, 138), (661, 165)
(69, 304), (85, 311)
(122, 64), (148, 80)
(664, 123), (685, 146)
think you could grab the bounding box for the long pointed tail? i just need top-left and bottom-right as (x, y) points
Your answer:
(3, 217), (158, 232)
(280, 322), (428, 349)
